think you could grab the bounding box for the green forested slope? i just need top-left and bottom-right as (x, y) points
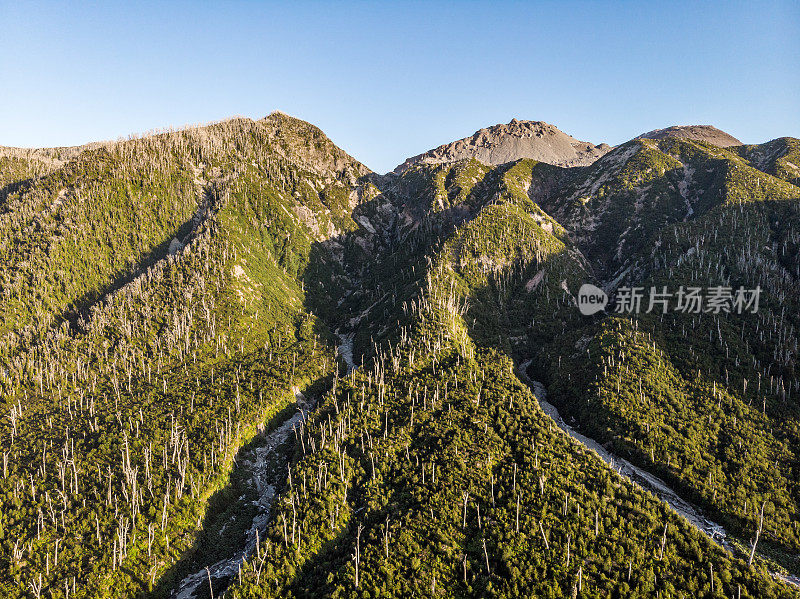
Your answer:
(1, 117), (798, 598)
(0, 114), (363, 597)
(532, 139), (800, 570)
(223, 206), (794, 597)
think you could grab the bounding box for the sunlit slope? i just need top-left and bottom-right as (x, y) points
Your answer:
(0, 113), (368, 339)
(0, 114), (367, 597)
(541, 175), (800, 565)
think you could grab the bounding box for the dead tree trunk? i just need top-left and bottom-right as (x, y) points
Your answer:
(748, 501), (766, 566)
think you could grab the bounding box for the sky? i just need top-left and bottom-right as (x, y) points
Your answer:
(1, 1), (798, 173)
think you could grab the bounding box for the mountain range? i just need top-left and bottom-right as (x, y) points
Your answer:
(1, 112), (799, 598)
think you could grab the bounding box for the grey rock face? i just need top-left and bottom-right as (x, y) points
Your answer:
(393, 119), (611, 173)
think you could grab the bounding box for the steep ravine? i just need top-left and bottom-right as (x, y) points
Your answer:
(169, 336), (359, 599)
(170, 388), (315, 599)
(518, 359), (800, 589)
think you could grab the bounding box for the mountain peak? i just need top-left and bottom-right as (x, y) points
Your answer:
(257, 111), (370, 178)
(393, 119), (610, 174)
(636, 125), (742, 147)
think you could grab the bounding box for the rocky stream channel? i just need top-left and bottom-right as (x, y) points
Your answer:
(170, 388), (314, 599)
(518, 359), (800, 590)
(170, 339), (358, 598)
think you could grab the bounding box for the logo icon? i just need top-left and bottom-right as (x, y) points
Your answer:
(577, 283), (607, 315)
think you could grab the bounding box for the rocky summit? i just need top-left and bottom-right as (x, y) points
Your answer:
(393, 118), (611, 173)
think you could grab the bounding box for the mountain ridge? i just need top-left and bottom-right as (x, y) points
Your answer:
(1, 112), (799, 598)
(636, 124), (743, 147)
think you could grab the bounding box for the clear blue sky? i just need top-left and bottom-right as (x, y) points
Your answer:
(1, 1), (798, 173)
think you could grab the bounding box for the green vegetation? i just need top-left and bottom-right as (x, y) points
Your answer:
(1, 117), (798, 597)
(0, 114), (357, 596)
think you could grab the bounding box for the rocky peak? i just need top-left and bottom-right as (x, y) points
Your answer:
(393, 119), (610, 173)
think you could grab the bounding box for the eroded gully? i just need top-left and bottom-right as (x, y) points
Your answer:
(170, 338), (358, 598)
(518, 359), (799, 589)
